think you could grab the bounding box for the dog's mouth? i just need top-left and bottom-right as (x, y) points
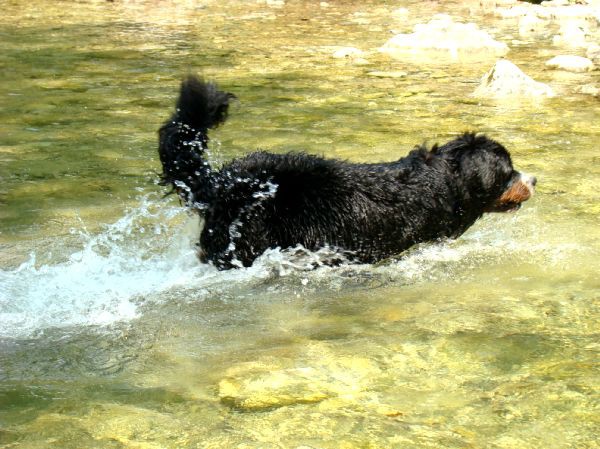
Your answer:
(488, 201), (522, 213)
(485, 173), (536, 213)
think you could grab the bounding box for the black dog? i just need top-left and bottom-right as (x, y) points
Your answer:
(159, 76), (536, 269)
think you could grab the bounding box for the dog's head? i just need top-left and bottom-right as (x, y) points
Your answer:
(434, 133), (536, 213)
(483, 171), (536, 213)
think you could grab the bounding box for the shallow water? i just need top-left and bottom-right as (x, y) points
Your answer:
(1, 0), (599, 448)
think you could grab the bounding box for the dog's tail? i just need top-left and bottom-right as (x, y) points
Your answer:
(158, 76), (235, 207)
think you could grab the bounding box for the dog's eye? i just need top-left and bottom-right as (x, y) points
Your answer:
(504, 170), (519, 186)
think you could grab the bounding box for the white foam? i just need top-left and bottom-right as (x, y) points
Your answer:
(0, 197), (212, 338)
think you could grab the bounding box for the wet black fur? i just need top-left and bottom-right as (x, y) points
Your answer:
(159, 76), (520, 269)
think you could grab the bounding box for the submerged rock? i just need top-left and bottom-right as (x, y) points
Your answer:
(218, 349), (381, 411)
(379, 14), (508, 61)
(219, 365), (332, 411)
(473, 59), (556, 98)
(546, 55), (594, 72)
(82, 403), (183, 447)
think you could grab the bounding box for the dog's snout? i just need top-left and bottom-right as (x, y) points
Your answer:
(520, 172), (537, 192)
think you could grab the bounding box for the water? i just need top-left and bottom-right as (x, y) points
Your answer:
(1, 0), (599, 447)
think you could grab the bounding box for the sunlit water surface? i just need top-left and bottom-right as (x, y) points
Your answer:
(1, 1), (599, 448)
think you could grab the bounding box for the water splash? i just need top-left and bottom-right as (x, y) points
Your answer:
(0, 195), (323, 339)
(0, 197), (207, 338)
(225, 178), (280, 267)
(0, 199), (576, 339)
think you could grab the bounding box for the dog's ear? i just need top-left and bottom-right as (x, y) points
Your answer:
(423, 148), (435, 165)
(444, 134), (516, 204)
(409, 145), (437, 165)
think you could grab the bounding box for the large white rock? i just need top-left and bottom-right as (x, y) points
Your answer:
(379, 14), (509, 60)
(587, 44), (600, 62)
(546, 55), (594, 72)
(473, 59), (556, 98)
(518, 13), (546, 36)
(552, 21), (590, 47)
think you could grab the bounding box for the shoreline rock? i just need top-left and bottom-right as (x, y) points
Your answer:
(473, 59), (556, 98)
(576, 84), (600, 97)
(379, 14), (508, 61)
(518, 13), (547, 36)
(546, 55), (595, 71)
(552, 21), (591, 47)
(495, 2), (600, 22)
(587, 44), (600, 62)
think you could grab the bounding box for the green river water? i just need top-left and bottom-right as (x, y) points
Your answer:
(1, 0), (599, 448)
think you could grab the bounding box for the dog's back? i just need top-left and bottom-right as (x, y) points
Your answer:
(197, 149), (466, 268)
